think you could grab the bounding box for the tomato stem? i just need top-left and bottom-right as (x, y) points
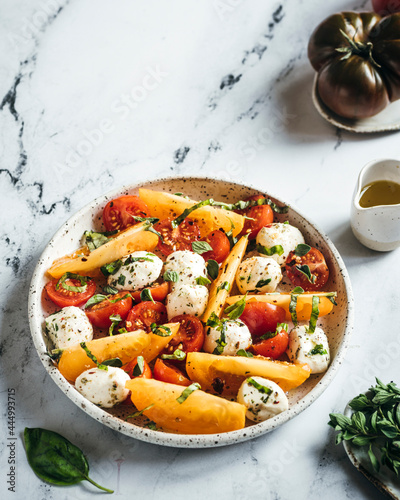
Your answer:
(336, 29), (381, 68)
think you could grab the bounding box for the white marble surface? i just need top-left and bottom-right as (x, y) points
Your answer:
(1, 0), (400, 498)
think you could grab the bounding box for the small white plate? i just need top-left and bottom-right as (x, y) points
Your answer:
(28, 176), (354, 448)
(344, 402), (400, 499)
(312, 75), (400, 134)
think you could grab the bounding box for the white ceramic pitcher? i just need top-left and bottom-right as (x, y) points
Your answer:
(351, 158), (400, 251)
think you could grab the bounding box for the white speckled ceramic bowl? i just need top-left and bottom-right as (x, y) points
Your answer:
(28, 177), (354, 448)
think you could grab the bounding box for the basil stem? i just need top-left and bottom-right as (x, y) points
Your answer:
(125, 404), (155, 420)
(23, 428), (113, 493)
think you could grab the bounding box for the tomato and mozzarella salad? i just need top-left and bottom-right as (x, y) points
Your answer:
(43, 189), (336, 434)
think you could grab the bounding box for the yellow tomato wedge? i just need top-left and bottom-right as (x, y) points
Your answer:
(47, 222), (158, 279)
(186, 352), (311, 394)
(202, 235), (248, 322)
(138, 188), (244, 238)
(126, 378), (246, 434)
(224, 292), (336, 321)
(57, 323), (179, 382)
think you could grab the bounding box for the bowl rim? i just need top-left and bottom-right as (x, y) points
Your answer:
(28, 175), (354, 448)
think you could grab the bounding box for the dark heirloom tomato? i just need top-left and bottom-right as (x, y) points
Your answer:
(373, 0), (400, 15)
(285, 247), (329, 292)
(103, 195), (149, 232)
(308, 12), (400, 119)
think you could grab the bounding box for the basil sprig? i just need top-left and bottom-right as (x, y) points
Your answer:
(257, 244), (284, 257)
(192, 241), (213, 254)
(56, 273), (90, 293)
(289, 286), (304, 325)
(176, 383), (201, 404)
(24, 428), (113, 493)
(224, 293), (248, 320)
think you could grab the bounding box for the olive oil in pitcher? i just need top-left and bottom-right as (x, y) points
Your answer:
(359, 180), (400, 208)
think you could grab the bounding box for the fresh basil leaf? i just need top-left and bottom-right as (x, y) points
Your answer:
(150, 323), (172, 337)
(163, 270), (179, 283)
(84, 294), (108, 309)
(125, 404), (155, 420)
(161, 349), (186, 361)
(294, 243), (311, 257)
(368, 444), (380, 473)
(236, 349), (253, 358)
(80, 342), (107, 370)
(212, 321), (227, 355)
(206, 259), (219, 280)
(100, 259), (123, 277)
(195, 276), (211, 286)
(224, 293), (248, 320)
(247, 377), (272, 397)
(108, 314), (122, 336)
(101, 357), (123, 367)
(176, 383), (201, 404)
(255, 278), (271, 288)
(124, 254), (154, 264)
(257, 244), (284, 257)
(289, 287), (304, 326)
(206, 312), (221, 328)
(171, 199), (213, 228)
(217, 281), (230, 293)
(56, 273), (89, 293)
(140, 288), (155, 303)
(83, 230), (117, 252)
(225, 218), (238, 249)
(296, 264), (316, 284)
(102, 285), (118, 295)
(292, 286), (305, 294)
(309, 344), (327, 356)
(132, 356), (144, 377)
(307, 296), (320, 334)
(259, 331), (278, 340)
(130, 216), (159, 224)
(192, 241), (213, 254)
(23, 428), (113, 492)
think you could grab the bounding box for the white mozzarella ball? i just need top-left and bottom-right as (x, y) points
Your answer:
(203, 319), (252, 356)
(237, 376), (289, 422)
(286, 325), (330, 374)
(45, 306), (93, 349)
(164, 250), (207, 287)
(75, 367), (130, 408)
(236, 256), (282, 294)
(108, 251), (163, 291)
(256, 223), (305, 265)
(166, 284), (209, 319)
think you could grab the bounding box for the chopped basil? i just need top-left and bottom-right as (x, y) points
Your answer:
(171, 199), (213, 228)
(132, 356), (145, 377)
(102, 284), (118, 295)
(259, 323), (288, 340)
(176, 383), (201, 404)
(117, 275), (126, 286)
(84, 293), (132, 310)
(195, 276), (211, 286)
(217, 281), (230, 293)
(130, 216), (159, 224)
(255, 278), (271, 288)
(100, 259), (123, 277)
(163, 270), (179, 283)
(56, 272), (89, 293)
(212, 196), (289, 214)
(213, 321), (227, 355)
(191, 241), (213, 254)
(161, 349), (186, 361)
(101, 357), (123, 367)
(225, 218), (238, 249)
(124, 254), (154, 265)
(289, 287), (304, 326)
(206, 312), (221, 328)
(224, 292), (248, 320)
(310, 344), (327, 356)
(307, 296), (320, 334)
(206, 259), (219, 280)
(140, 288), (155, 303)
(118, 327), (128, 334)
(247, 377), (272, 396)
(236, 349), (253, 358)
(80, 342), (108, 371)
(296, 264), (316, 284)
(48, 348), (63, 362)
(150, 323), (172, 337)
(83, 230), (117, 251)
(294, 243), (311, 257)
(108, 314), (122, 336)
(125, 404), (155, 420)
(257, 244), (284, 257)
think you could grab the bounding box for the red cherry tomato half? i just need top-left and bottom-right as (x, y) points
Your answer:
(124, 357), (152, 379)
(164, 315), (205, 355)
(251, 325), (289, 359)
(240, 205), (273, 239)
(85, 291), (133, 328)
(125, 301), (167, 332)
(153, 358), (191, 386)
(240, 301), (286, 337)
(45, 277), (96, 308)
(154, 217), (200, 256)
(372, 0), (400, 15)
(201, 230), (231, 264)
(130, 282), (169, 303)
(285, 247), (329, 292)
(103, 195), (150, 232)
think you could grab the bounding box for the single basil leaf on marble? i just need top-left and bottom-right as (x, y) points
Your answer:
(23, 428), (113, 493)
(192, 241), (213, 254)
(206, 259), (219, 280)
